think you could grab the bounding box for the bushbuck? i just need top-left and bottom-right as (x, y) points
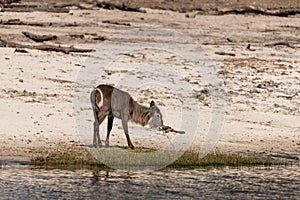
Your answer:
(90, 84), (163, 149)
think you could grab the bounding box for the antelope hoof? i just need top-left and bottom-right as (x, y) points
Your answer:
(93, 142), (102, 148)
(128, 144), (135, 149)
(105, 140), (109, 147)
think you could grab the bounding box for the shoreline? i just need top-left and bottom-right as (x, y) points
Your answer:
(1, 141), (299, 167)
(0, 1), (299, 165)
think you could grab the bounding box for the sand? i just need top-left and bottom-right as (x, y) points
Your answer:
(0, 1), (299, 163)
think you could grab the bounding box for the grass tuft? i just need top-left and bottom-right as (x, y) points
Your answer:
(169, 151), (274, 169)
(30, 145), (286, 170)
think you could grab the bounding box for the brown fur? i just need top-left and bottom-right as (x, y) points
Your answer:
(91, 84), (163, 149)
(131, 100), (150, 126)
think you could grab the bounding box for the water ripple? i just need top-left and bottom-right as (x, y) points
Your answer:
(0, 165), (299, 199)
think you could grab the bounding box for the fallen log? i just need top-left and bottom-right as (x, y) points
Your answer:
(218, 6), (300, 17)
(2, 19), (79, 27)
(0, 37), (27, 48)
(3, 18), (51, 26)
(22, 31), (57, 42)
(34, 44), (93, 54)
(0, 37), (93, 54)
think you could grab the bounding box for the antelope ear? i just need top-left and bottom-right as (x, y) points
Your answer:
(150, 100), (155, 107)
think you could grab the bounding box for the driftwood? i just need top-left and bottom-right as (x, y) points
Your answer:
(96, 1), (145, 13)
(1, 0), (96, 12)
(0, 37), (93, 54)
(2, 19), (80, 27)
(265, 42), (296, 49)
(93, 36), (107, 41)
(2, 6), (69, 13)
(14, 48), (29, 53)
(277, 94), (298, 100)
(218, 6), (300, 17)
(102, 20), (131, 26)
(2, 0), (300, 16)
(33, 44), (93, 54)
(2, 19), (48, 26)
(0, 0), (20, 4)
(96, 1), (299, 16)
(1, 2), (70, 13)
(22, 31), (57, 43)
(159, 125), (185, 134)
(215, 51), (236, 57)
(0, 37), (26, 48)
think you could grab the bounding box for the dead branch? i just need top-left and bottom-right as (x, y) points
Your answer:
(102, 20), (131, 26)
(0, 37), (93, 54)
(96, 1), (146, 13)
(1, 1), (97, 12)
(2, 19), (79, 27)
(34, 44), (93, 54)
(159, 125), (185, 134)
(265, 42), (296, 48)
(218, 6), (300, 17)
(1, 3), (69, 13)
(92, 36), (107, 41)
(0, 37), (28, 48)
(14, 48), (29, 53)
(3, 19), (51, 26)
(262, 8), (300, 17)
(215, 51), (236, 57)
(22, 31), (57, 43)
(277, 94), (298, 100)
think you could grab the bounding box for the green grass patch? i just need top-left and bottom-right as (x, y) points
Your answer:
(169, 151), (274, 169)
(31, 145), (103, 168)
(30, 145), (285, 170)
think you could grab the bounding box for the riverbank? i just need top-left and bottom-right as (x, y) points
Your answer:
(0, 0), (299, 165)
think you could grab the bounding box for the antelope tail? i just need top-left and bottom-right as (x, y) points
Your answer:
(91, 88), (104, 109)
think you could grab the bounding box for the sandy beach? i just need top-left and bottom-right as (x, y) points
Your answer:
(0, 0), (299, 163)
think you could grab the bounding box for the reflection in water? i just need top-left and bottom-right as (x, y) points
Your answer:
(0, 164), (299, 199)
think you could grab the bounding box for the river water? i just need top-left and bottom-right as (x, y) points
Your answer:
(0, 163), (299, 199)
